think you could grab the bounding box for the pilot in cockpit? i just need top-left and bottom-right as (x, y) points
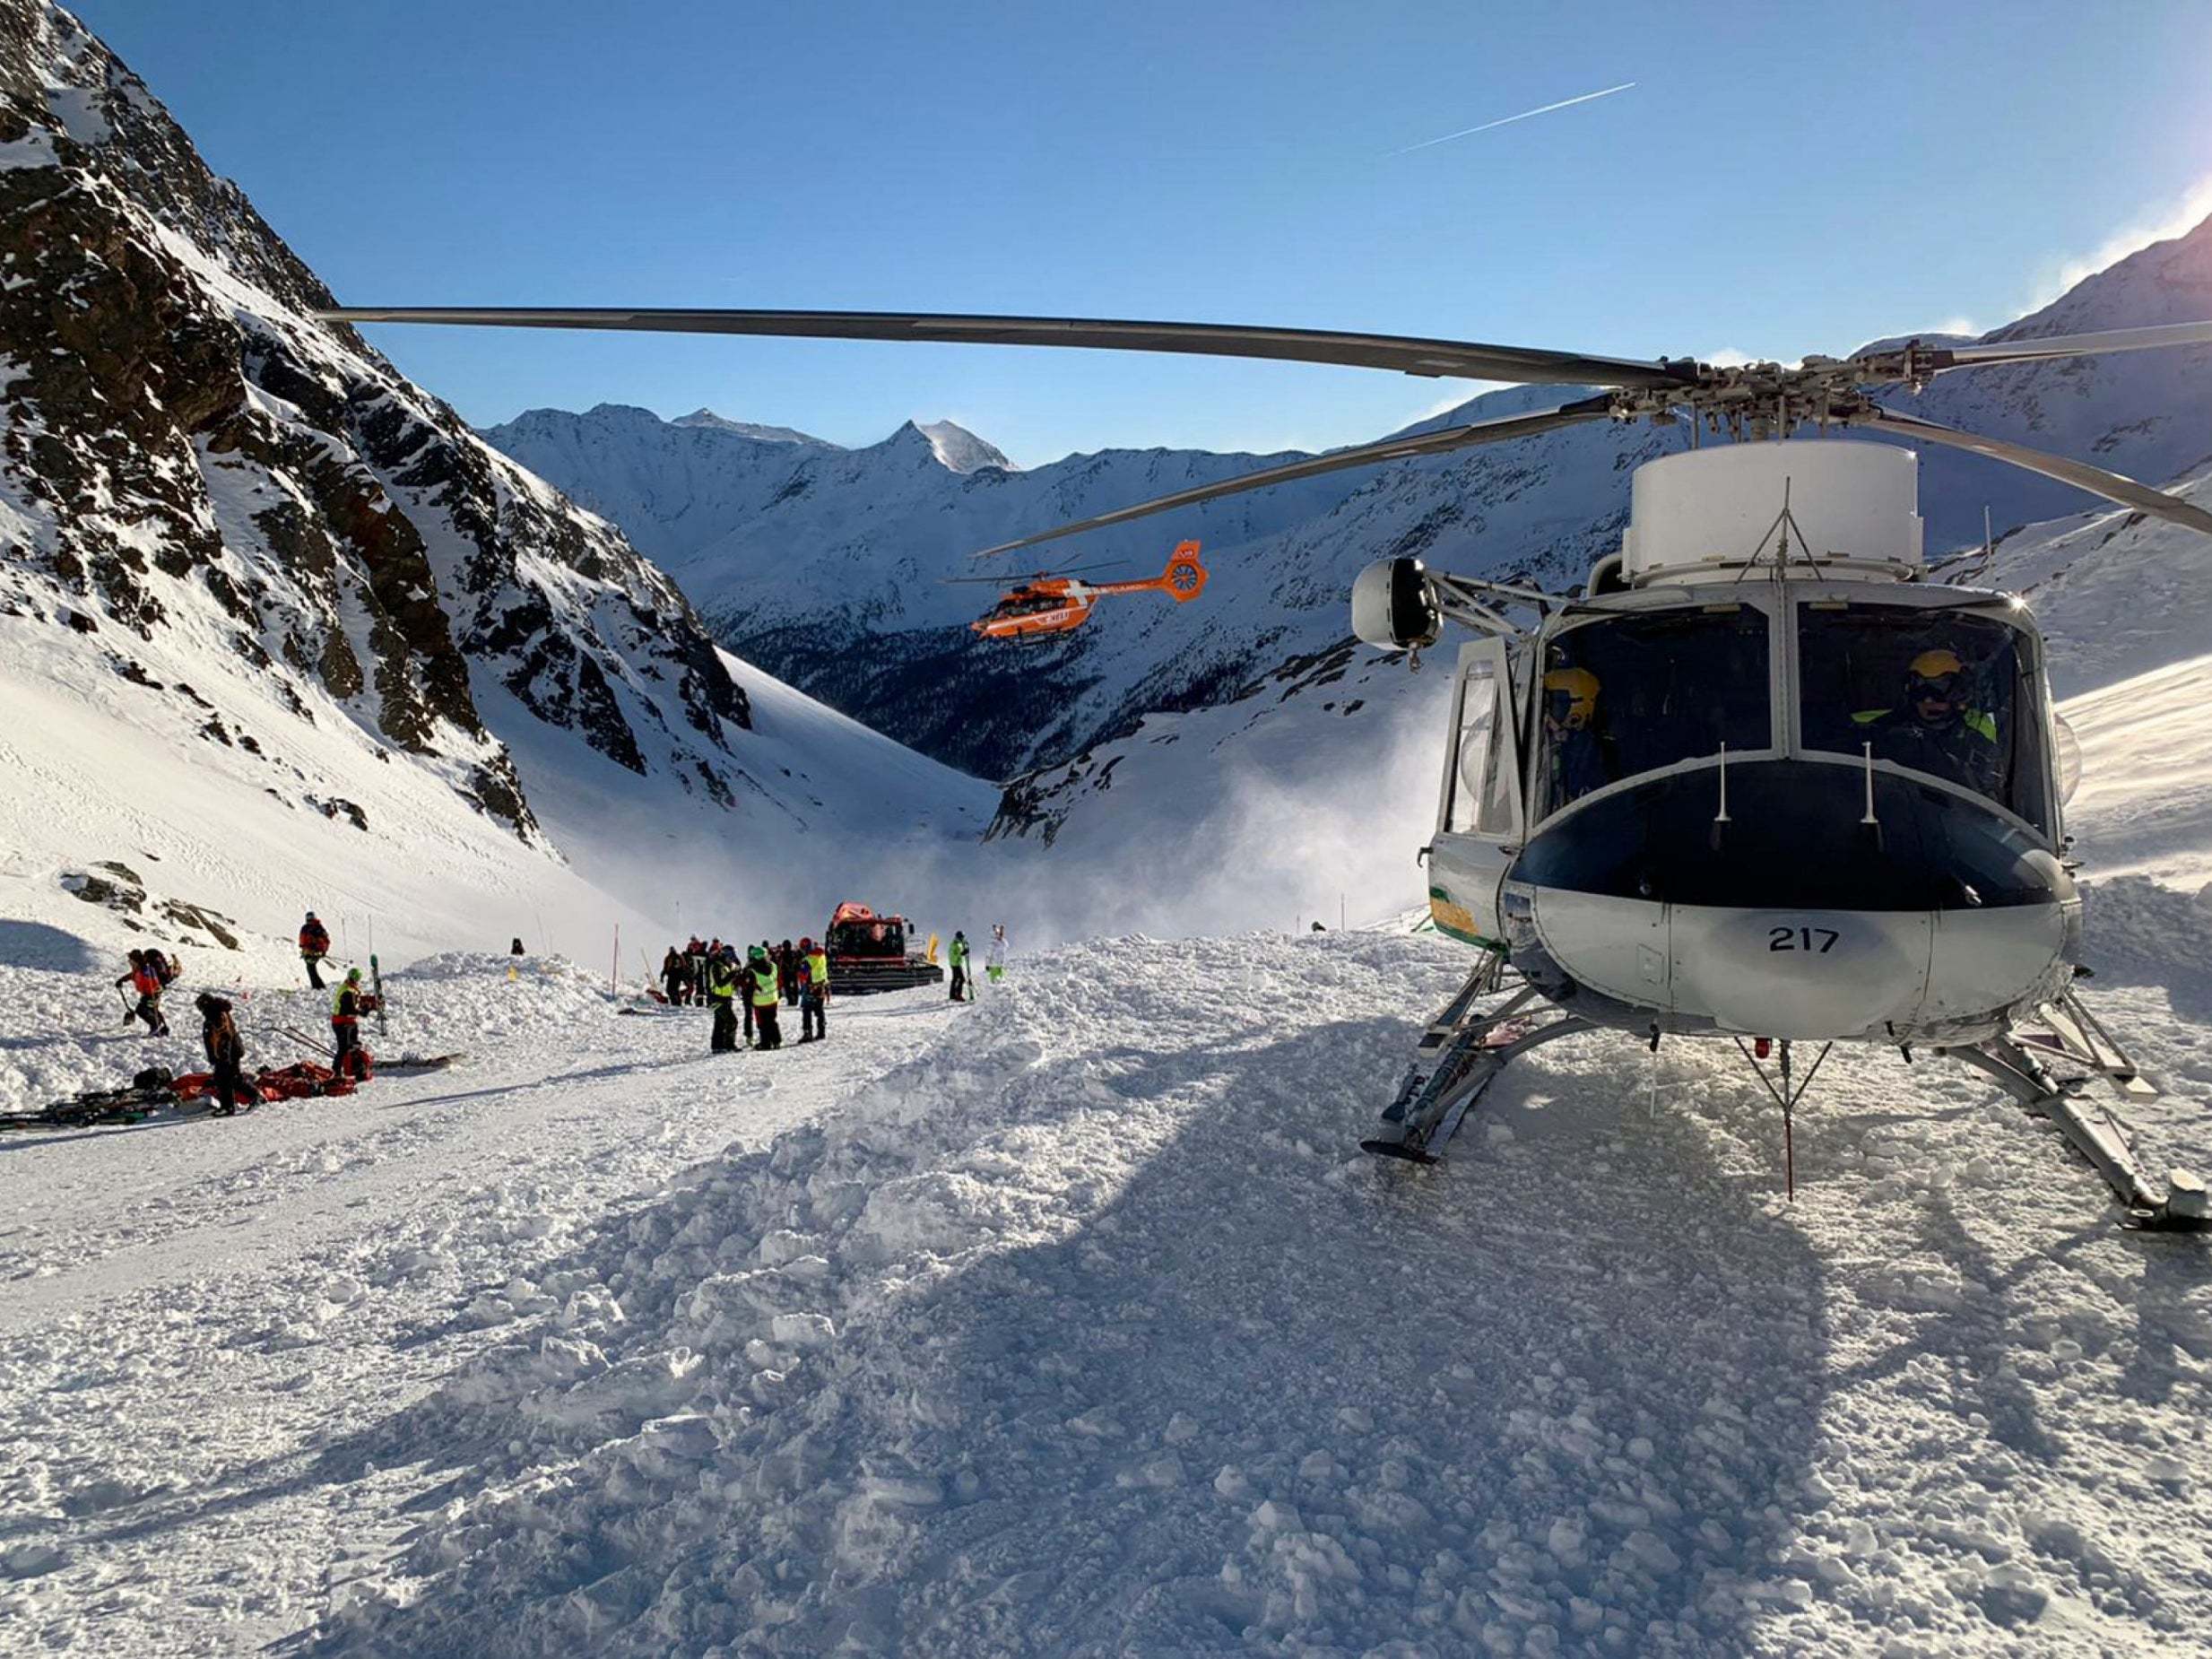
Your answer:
(1542, 665), (1618, 811)
(1852, 647), (1999, 796)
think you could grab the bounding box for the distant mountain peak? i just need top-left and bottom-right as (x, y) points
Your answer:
(912, 420), (1015, 473)
(671, 409), (834, 447)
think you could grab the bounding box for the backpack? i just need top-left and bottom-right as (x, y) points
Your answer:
(152, 952), (181, 986)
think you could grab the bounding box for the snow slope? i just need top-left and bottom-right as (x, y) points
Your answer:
(1972, 458), (2212, 698)
(0, 960), (976, 1653)
(277, 926), (2209, 1657)
(2060, 656), (2212, 894)
(4, 656), (2209, 1655)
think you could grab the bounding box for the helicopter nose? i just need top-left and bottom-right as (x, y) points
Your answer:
(1511, 759), (2074, 1038)
(1683, 910), (1929, 1038)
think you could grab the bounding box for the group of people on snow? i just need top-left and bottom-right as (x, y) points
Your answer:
(654, 920), (1011, 1053)
(660, 936), (831, 1055)
(97, 908), (383, 1121)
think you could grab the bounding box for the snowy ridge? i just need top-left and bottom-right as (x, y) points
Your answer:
(670, 408), (833, 447)
(484, 218), (2212, 785)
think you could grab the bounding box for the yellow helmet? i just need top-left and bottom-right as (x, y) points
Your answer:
(1543, 666), (1600, 730)
(1908, 647), (1964, 682)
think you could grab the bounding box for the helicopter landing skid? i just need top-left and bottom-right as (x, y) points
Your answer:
(1948, 1014), (2211, 1232)
(1362, 970), (1592, 1164)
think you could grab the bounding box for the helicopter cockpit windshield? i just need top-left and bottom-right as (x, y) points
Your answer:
(1538, 606), (1771, 817)
(1798, 605), (2051, 831)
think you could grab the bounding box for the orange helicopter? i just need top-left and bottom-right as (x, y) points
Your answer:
(955, 541), (1209, 641)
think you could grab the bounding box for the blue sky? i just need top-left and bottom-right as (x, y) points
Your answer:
(81, 0), (2212, 466)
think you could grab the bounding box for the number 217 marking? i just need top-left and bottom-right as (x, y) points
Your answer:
(1769, 926), (1839, 953)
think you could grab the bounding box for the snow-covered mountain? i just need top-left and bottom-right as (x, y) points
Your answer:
(0, 0), (993, 970)
(484, 221), (2212, 789)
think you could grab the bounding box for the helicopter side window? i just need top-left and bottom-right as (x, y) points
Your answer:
(1445, 659), (1515, 835)
(1538, 607), (1771, 816)
(1797, 605), (2050, 830)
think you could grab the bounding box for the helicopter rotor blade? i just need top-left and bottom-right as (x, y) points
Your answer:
(938, 560), (1129, 586)
(1920, 318), (2212, 373)
(1857, 404), (2212, 535)
(317, 307), (1696, 391)
(967, 395), (1618, 560)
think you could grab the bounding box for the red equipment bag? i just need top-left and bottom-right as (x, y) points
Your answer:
(253, 1061), (354, 1099)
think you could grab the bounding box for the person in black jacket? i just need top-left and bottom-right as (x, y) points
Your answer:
(195, 992), (255, 1116)
(299, 912), (331, 989)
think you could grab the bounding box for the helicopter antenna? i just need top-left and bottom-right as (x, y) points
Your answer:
(1730, 479), (1823, 584)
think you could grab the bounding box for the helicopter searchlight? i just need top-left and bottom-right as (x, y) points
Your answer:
(319, 300), (2212, 1229)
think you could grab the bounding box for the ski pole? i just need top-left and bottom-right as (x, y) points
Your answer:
(277, 1024), (335, 1060)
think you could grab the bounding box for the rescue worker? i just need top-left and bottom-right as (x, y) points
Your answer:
(1540, 665), (1618, 812)
(705, 950), (741, 1053)
(331, 967), (374, 1081)
(661, 946), (688, 1006)
(1852, 647), (2001, 797)
(195, 991), (254, 1116)
(299, 911), (331, 989)
(779, 940), (800, 1006)
(117, 949), (170, 1036)
(986, 924), (1008, 986)
(749, 944), (784, 1049)
(949, 931), (971, 1003)
(798, 936), (828, 1043)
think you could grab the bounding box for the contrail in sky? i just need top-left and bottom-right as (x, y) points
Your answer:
(1388, 82), (1636, 157)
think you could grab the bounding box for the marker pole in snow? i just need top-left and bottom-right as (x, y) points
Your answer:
(612, 924), (620, 997)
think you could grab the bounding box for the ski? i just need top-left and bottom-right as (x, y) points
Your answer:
(2, 1082), (176, 1133)
(380, 1053), (462, 1073)
(370, 952), (388, 1036)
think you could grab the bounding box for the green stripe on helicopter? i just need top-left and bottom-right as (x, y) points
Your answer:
(1427, 888), (1507, 951)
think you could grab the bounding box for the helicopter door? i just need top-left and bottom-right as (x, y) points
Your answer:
(1427, 638), (1524, 949)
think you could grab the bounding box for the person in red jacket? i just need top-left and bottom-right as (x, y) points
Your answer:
(116, 949), (170, 1037)
(299, 912), (331, 990)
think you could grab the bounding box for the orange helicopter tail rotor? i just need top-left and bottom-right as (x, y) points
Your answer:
(1160, 540), (1207, 602)
(1093, 541), (1208, 602)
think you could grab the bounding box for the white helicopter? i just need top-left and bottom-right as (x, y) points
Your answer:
(319, 303), (2212, 1228)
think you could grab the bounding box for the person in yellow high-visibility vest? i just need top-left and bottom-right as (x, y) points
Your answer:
(798, 936), (829, 1043)
(704, 953), (741, 1054)
(331, 968), (377, 1081)
(748, 945), (784, 1050)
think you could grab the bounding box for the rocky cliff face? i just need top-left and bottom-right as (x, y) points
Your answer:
(0, 0), (756, 842)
